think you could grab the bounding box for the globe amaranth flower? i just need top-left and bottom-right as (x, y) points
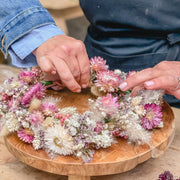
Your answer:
(17, 128), (34, 143)
(97, 94), (120, 115)
(113, 129), (128, 139)
(55, 113), (71, 126)
(90, 56), (108, 72)
(21, 82), (46, 107)
(141, 103), (163, 130)
(95, 70), (121, 92)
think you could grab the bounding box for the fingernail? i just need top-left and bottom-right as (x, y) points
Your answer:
(144, 81), (154, 87)
(51, 70), (56, 75)
(119, 82), (127, 91)
(76, 88), (81, 93)
(82, 84), (87, 88)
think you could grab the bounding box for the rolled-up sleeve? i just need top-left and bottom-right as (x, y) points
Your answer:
(0, 0), (56, 57)
(8, 24), (64, 67)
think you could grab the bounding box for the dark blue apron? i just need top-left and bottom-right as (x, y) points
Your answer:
(80, 0), (180, 107)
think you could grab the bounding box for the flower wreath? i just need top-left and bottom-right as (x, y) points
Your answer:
(0, 56), (164, 163)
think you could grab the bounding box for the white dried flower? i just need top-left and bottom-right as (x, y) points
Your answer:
(132, 96), (142, 106)
(114, 69), (122, 75)
(32, 136), (41, 150)
(6, 112), (19, 132)
(91, 130), (113, 148)
(60, 107), (77, 115)
(69, 126), (77, 136)
(44, 124), (74, 155)
(65, 113), (81, 128)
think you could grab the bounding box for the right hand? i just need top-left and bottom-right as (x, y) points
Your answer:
(33, 35), (90, 92)
(119, 61), (180, 99)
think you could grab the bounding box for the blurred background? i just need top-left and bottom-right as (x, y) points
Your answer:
(0, 0), (89, 65)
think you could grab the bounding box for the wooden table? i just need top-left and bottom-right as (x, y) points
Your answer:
(0, 65), (179, 180)
(39, 0), (84, 34)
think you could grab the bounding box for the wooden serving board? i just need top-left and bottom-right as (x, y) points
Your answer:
(4, 88), (175, 180)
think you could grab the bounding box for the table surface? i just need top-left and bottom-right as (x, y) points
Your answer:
(0, 65), (180, 180)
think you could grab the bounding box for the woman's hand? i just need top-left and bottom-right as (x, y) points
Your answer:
(119, 61), (180, 99)
(33, 35), (90, 92)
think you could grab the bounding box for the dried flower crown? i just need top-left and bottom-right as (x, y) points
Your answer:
(0, 56), (164, 163)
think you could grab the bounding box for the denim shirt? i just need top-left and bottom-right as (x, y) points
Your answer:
(0, 0), (55, 57)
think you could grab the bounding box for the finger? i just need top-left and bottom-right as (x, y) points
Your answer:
(37, 56), (56, 75)
(53, 42), (81, 84)
(144, 75), (178, 90)
(130, 84), (145, 97)
(64, 56), (81, 84)
(45, 73), (60, 81)
(76, 42), (90, 88)
(167, 89), (180, 99)
(119, 68), (159, 91)
(50, 85), (64, 91)
(52, 56), (81, 93)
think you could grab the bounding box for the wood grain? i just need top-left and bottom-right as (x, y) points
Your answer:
(4, 88), (175, 177)
(69, 176), (90, 180)
(40, 0), (79, 10)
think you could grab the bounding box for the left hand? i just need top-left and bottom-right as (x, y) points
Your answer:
(119, 61), (180, 99)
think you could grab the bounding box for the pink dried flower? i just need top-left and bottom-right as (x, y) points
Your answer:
(7, 98), (20, 110)
(55, 113), (71, 126)
(113, 129), (128, 139)
(17, 129), (34, 143)
(90, 56), (109, 72)
(95, 70), (121, 92)
(158, 171), (174, 180)
(31, 68), (45, 81)
(41, 102), (58, 116)
(126, 71), (136, 78)
(1, 92), (11, 103)
(21, 82), (46, 107)
(19, 70), (35, 83)
(141, 103), (163, 130)
(94, 121), (103, 133)
(29, 111), (44, 127)
(97, 94), (120, 115)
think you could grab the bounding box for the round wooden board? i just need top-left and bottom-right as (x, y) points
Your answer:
(4, 88), (175, 177)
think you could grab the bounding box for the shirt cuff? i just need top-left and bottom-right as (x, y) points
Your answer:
(8, 24), (64, 68)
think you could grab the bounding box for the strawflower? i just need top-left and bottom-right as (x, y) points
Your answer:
(95, 70), (121, 92)
(90, 56), (108, 72)
(17, 129), (34, 143)
(97, 94), (120, 115)
(141, 103), (163, 130)
(19, 70), (35, 83)
(44, 124), (74, 155)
